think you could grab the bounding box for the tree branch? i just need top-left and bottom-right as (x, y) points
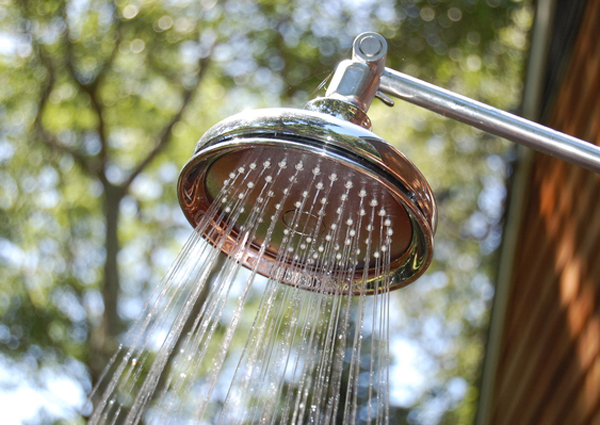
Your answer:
(62, 6), (122, 168)
(14, 1), (98, 177)
(121, 54), (213, 190)
(33, 45), (100, 178)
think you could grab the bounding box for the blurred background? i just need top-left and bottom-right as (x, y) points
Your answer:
(0, 0), (535, 423)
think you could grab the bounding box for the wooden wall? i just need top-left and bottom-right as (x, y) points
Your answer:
(488, 0), (600, 424)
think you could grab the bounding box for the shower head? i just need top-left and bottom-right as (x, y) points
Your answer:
(177, 33), (437, 294)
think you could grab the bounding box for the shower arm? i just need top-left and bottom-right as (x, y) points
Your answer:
(378, 69), (600, 174)
(325, 32), (600, 174)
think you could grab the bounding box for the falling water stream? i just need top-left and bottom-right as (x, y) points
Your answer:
(90, 151), (395, 424)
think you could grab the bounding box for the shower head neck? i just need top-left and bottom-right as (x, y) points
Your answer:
(323, 32), (388, 115)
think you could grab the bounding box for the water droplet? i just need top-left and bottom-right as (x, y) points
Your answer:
(249, 162), (257, 169)
(295, 162), (304, 171)
(229, 172), (236, 179)
(267, 190), (275, 197)
(378, 208), (386, 216)
(381, 245), (388, 252)
(278, 160), (287, 168)
(329, 173), (338, 181)
(239, 207), (245, 213)
(306, 237), (312, 243)
(287, 247), (294, 252)
(341, 194), (348, 201)
(225, 206), (231, 213)
(325, 235), (332, 241)
(293, 254), (299, 260)
(359, 189), (367, 197)
(223, 179), (230, 185)
(265, 176), (273, 182)
(283, 188), (289, 194)
(318, 246), (324, 252)
(282, 237), (288, 243)
(346, 218), (354, 226)
(131, 358), (137, 366)
(312, 253), (319, 259)
(283, 229), (290, 235)
(384, 218), (392, 226)
(180, 373), (187, 379)
(366, 224), (373, 231)
(258, 218), (264, 223)
(336, 253), (342, 260)
(263, 160), (271, 168)
(331, 224), (337, 230)
(336, 207), (343, 215)
(334, 244), (340, 251)
(300, 244), (307, 249)
(345, 181), (353, 189)
(359, 209), (366, 216)
(320, 197), (327, 205)
(349, 229), (356, 236)
(302, 191), (309, 198)
(387, 228), (394, 236)
(370, 199), (379, 207)
(289, 176), (296, 182)
(238, 167), (245, 174)
(316, 182), (324, 190)
(294, 201), (302, 208)
(221, 197), (227, 203)
(257, 197), (264, 203)
(344, 238), (351, 245)
(238, 193), (244, 199)
(373, 251), (380, 258)
(247, 182), (255, 188)
(275, 203), (281, 210)
(355, 248), (361, 255)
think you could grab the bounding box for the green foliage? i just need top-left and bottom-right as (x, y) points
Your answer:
(0, 0), (532, 423)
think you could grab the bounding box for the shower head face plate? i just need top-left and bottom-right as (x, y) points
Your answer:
(178, 108), (437, 294)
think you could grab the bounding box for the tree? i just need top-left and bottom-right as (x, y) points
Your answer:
(0, 0), (532, 423)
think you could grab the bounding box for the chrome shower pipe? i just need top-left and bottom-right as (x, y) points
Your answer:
(379, 69), (600, 174)
(330, 32), (600, 174)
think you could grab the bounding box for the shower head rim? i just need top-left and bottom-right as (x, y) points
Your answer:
(178, 136), (434, 293)
(177, 107), (437, 293)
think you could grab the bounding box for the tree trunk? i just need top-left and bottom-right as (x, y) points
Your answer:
(89, 182), (124, 383)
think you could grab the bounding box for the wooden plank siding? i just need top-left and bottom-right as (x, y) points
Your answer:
(488, 0), (600, 424)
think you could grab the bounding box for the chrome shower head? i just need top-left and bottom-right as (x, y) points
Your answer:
(177, 33), (437, 294)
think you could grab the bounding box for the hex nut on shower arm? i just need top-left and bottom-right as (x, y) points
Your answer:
(327, 32), (600, 175)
